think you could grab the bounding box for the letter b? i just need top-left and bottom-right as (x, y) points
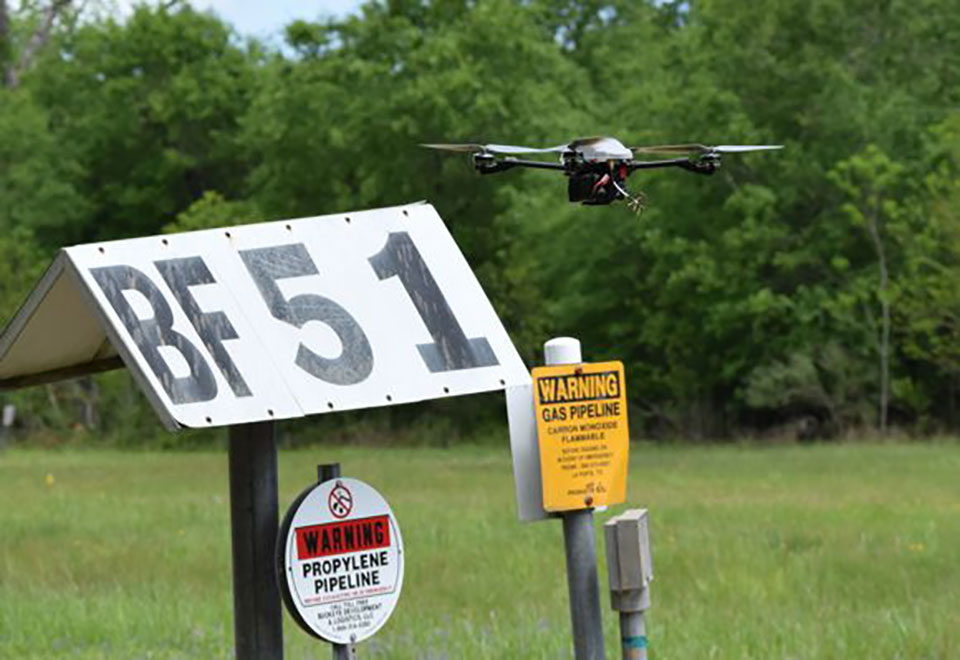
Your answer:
(91, 265), (217, 404)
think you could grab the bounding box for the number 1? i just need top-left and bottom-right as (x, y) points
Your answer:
(369, 232), (498, 373)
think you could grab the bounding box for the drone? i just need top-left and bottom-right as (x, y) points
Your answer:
(422, 137), (782, 212)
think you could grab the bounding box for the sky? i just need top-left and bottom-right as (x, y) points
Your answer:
(117, 1), (366, 39)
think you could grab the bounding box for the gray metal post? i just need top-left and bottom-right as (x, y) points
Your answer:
(228, 421), (284, 660)
(318, 463), (358, 660)
(563, 510), (606, 659)
(318, 463), (341, 484)
(546, 337), (606, 660)
(619, 612), (647, 660)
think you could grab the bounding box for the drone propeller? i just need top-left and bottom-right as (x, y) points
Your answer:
(421, 142), (570, 155)
(421, 143), (485, 153)
(632, 143), (783, 155)
(712, 145), (783, 153)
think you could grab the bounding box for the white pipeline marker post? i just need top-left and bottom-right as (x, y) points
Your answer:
(0, 403), (14, 448)
(604, 509), (654, 660)
(545, 337), (606, 660)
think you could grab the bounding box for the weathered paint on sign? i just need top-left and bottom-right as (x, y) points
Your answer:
(533, 361), (629, 511)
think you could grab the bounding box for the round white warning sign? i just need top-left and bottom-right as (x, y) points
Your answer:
(278, 477), (404, 644)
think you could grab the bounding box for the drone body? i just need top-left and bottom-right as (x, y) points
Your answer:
(422, 137), (782, 211)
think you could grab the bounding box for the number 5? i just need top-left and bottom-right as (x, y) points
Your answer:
(240, 244), (374, 385)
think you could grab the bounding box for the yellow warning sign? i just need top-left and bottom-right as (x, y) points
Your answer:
(533, 361), (629, 512)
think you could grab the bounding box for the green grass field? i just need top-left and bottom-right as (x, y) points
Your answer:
(1, 442), (958, 658)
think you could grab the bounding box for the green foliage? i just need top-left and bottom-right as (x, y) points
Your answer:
(2, 0), (960, 440)
(163, 190), (262, 233)
(745, 343), (876, 429)
(24, 3), (257, 246)
(0, 227), (46, 327)
(0, 89), (87, 238)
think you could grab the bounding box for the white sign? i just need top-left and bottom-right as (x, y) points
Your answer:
(506, 383), (548, 522)
(279, 478), (404, 644)
(51, 202), (528, 429)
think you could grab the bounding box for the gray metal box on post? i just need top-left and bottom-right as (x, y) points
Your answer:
(604, 509), (653, 660)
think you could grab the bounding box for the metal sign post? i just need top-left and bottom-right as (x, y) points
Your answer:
(318, 463), (357, 660)
(228, 421), (284, 659)
(545, 337), (606, 660)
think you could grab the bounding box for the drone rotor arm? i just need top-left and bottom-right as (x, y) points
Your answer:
(626, 157), (701, 171)
(625, 157), (718, 176)
(498, 157), (566, 171)
(473, 156), (567, 175)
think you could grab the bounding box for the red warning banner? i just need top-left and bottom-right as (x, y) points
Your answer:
(295, 515), (391, 560)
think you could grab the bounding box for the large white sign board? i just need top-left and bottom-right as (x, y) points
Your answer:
(279, 478), (404, 644)
(5, 202), (529, 429)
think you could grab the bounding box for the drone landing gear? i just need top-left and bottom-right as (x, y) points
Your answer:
(611, 179), (646, 214)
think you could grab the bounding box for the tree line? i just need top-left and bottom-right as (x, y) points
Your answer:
(1, 0), (959, 443)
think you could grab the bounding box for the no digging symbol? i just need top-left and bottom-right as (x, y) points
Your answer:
(328, 481), (353, 519)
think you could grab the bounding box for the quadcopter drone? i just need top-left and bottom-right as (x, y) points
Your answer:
(422, 137), (782, 212)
